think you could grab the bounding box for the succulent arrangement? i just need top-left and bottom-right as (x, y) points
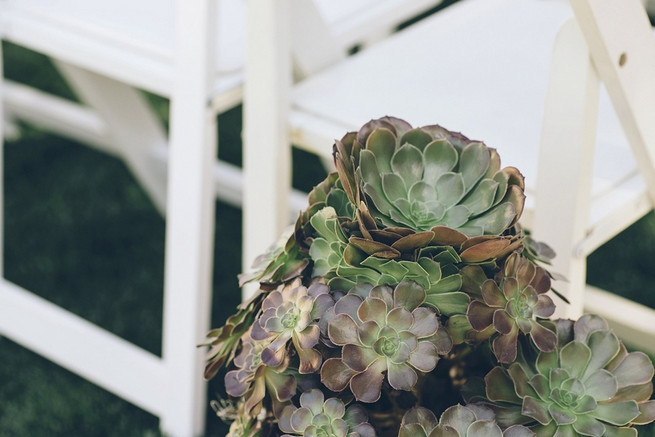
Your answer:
(204, 117), (655, 436)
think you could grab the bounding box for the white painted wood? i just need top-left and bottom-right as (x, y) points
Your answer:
(243, 0), (292, 300)
(291, 0), (576, 177)
(54, 61), (169, 213)
(576, 188), (651, 257)
(0, 279), (168, 416)
(314, 0), (443, 50)
(3, 80), (114, 153)
(0, 38), (4, 279)
(271, 0), (655, 334)
(1, 0), (245, 98)
(572, 0), (655, 207)
(290, 0), (345, 79)
(532, 19), (600, 319)
(2, 80), (309, 215)
(160, 1), (216, 435)
(585, 285), (655, 354)
(1, 0), (455, 434)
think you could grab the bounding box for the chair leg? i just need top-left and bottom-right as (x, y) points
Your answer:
(160, 1), (217, 435)
(161, 108), (215, 437)
(242, 0), (292, 300)
(532, 19), (600, 319)
(0, 40), (5, 279)
(53, 61), (168, 214)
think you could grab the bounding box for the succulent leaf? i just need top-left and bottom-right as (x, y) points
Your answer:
(482, 315), (655, 434)
(204, 294), (264, 380)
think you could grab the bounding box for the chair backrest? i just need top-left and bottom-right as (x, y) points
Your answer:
(572, 0), (655, 203)
(533, 0), (655, 327)
(243, 0), (655, 326)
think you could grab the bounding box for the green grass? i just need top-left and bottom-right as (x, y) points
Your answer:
(3, 40), (655, 436)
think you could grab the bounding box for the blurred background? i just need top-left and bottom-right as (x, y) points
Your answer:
(3, 7), (655, 436)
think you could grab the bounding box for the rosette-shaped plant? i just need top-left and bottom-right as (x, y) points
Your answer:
(308, 206), (467, 315)
(482, 315), (655, 435)
(224, 330), (296, 414)
(399, 405), (533, 437)
(278, 389), (376, 437)
(334, 117), (525, 237)
(251, 279), (333, 373)
(320, 282), (452, 402)
(466, 253), (556, 363)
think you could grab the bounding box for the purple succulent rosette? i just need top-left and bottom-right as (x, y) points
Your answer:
(278, 389), (376, 436)
(466, 253), (556, 363)
(224, 330), (296, 415)
(320, 281), (452, 402)
(250, 279), (334, 374)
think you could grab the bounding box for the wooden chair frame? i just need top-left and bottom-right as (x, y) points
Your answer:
(0, 1), (445, 435)
(0, 3), (218, 436)
(244, 0), (655, 352)
(533, 0), (655, 349)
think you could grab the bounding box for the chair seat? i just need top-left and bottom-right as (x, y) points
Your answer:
(1, 0), (245, 97)
(2, 0), (444, 100)
(313, 0), (442, 48)
(291, 0), (645, 240)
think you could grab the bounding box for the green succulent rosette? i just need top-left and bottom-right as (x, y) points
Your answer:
(480, 315), (655, 436)
(333, 116), (525, 237)
(399, 405), (533, 437)
(278, 389), (376, 437)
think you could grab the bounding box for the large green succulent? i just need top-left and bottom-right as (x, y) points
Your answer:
(481, 315), (655, 436)
(320, 282), (452, 402)
(333, 117), (525, 237)
(399, 405), (533, 437)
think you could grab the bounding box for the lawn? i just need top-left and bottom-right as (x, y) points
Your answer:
(2, 39), (655, 436)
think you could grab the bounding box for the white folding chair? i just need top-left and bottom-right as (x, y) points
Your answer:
(0, 2), (220, 436)
(536, 0), (655, 352)
(244, 0), (655, 352)
(0, 0), (444, 435)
